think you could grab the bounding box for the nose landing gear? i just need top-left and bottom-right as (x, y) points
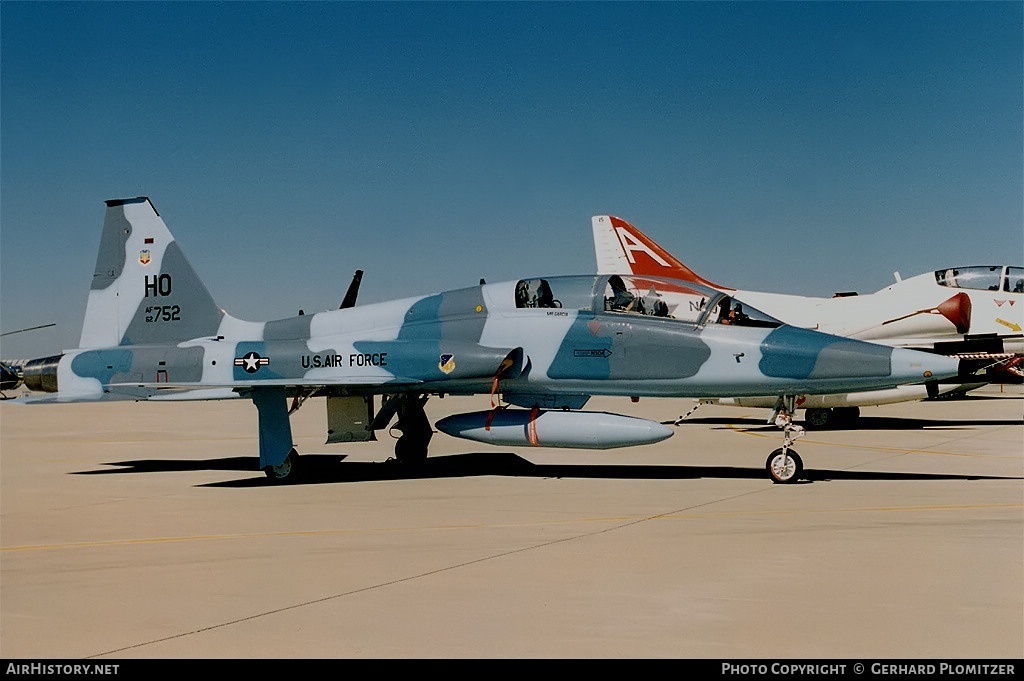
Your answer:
(766, 395), (806, 484)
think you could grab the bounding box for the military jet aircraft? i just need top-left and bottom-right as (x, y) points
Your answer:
(9, 197), (963, 483)
(592, 215), (1018, 427)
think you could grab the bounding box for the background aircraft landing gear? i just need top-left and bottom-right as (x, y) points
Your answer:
(766, 448), (803, 484)
(805, 406), (860, 429)
(264, 447), (299, 482)
(804, 408), (831, 428)
(836, 406), (860, 428)
(393, 394), (432, 464)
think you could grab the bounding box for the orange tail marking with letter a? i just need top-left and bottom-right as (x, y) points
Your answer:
(607, 216), (729, 290)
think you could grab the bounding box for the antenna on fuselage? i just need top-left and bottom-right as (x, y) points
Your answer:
(340, 270), (364, 309)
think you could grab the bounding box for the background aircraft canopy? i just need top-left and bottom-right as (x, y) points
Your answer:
(936, 265), (1024, 293)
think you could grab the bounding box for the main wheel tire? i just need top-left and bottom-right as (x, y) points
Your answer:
(264, 448), (299, 482)
(804, 408), (832, 429)
(766, 448), (803, 484)
(395, 435), (428, 464)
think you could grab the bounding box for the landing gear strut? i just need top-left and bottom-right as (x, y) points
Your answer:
(766, 395), (805, 484)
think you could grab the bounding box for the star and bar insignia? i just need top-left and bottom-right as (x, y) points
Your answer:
(235, 351), (270, 373)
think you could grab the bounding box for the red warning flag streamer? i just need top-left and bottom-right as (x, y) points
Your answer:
(527, 406), (540, 446)
(490, 375), (501, 407)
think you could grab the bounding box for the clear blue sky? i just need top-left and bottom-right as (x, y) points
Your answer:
(2, 1), (1021, 360)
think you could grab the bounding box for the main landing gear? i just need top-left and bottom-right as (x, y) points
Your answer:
(766, 395), (805, 484)
(253, 389), (436, 483)
(252, 387), (302, 483)
(391, 393), (432, 464)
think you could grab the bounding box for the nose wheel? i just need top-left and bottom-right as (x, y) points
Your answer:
(766, 448), (803, 484)
(767, 395), (806, 484)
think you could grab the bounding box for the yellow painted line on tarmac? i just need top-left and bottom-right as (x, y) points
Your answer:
(4, 502), (1021, 552)
(0, 518), (628, 552)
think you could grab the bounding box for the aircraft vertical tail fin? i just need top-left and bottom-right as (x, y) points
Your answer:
(78, 197), (226, 348)
(591, 215), (728, 290)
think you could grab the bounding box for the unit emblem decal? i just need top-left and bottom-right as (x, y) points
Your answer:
(439, 353), (456, 374)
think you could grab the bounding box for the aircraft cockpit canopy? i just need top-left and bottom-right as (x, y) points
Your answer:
(935, 266), (1024, 294)
(698, 293), (782, 328)
(513, 274), (782, 328)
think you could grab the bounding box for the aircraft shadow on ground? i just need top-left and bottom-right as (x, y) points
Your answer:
(74, 451), (1019, 487)
(689, 416), (1023, 432)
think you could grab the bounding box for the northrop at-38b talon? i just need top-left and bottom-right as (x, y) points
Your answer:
(10, 197), (964, 483)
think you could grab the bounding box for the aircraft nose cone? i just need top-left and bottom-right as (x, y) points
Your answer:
(938, 292), (972, 335)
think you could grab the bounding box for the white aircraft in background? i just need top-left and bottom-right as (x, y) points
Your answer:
(592, 215), (1021, 428)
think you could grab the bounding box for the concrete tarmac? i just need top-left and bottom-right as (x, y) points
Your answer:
(1, 386), (1021, 659)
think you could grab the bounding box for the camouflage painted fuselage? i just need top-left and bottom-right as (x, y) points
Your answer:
(24, 198), (956, 405)
(14, 197), (963, 478)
